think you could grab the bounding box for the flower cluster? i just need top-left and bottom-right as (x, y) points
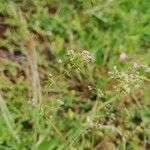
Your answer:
(85, 118), (122, 137)
(67, 50), (74, 58)
(80, 50), (92, 63)
(109, 66), (144, 94)
(57, 99), (64, 106)
(66, 49), (92, 63)
(133, 62), (150, 73)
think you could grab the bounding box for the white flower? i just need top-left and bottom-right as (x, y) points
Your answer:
(57, 58), (62, 64)
(80, 50), (92, 62)
(119, 52), (127, 62)
(88, 85), (92, 91)
(48, 74), (52, 78)
(67, 50), (74, 57)
(133, 62), (140, 69)
(57, 99), (64, 105)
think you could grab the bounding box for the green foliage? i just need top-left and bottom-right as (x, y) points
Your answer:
(0, 0), (149, 149)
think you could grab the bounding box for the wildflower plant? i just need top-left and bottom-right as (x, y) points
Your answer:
(0, 0), (149, 149)
(45, 50), (92, 90)
(66, 50), (92, 73)
(108, 66), (146, 94)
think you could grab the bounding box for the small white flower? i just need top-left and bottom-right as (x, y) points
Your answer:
(119, 52), (127, 62)
(57, 58), (62, 64)
(133, 62), (140, 69)
(80, 50), (92, 62)
(57, 99), (64, 105)
(48, 74), (52, 78)
(67, 50), (74, 57)
(88, 85), (92, 91)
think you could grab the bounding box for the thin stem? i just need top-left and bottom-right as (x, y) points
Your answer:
(0, 94), (20, 143)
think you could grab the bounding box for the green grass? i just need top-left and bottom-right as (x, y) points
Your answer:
(0, 0), (150, 149)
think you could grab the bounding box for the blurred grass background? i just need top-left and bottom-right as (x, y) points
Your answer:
(0, 0), (150, 149)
